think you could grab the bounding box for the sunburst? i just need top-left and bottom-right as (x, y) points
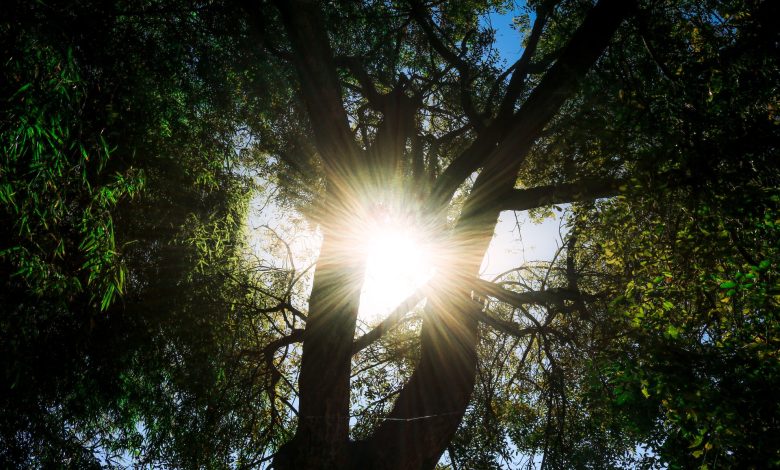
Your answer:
(358, 208), (436, 322)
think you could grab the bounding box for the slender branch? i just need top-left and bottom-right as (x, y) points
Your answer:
(474, 309), (545, 339)
(633, 6), (678, 84)
(252, 302), (306, 321)
(495, 4), (551, 120)
(409, 0), (469, 76)
(242, 329), (305, 360)
(409, 0), (484, 130)
(485, 1), (560, 112)
(352, 288), (428, 354)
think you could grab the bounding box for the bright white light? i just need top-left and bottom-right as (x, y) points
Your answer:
(359, 219), (434, 321)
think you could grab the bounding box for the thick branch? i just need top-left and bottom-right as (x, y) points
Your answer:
(486, 0), (635, 173)
(472, 279), (590, 308)
(499, 177), (624, 212)
(368, 82), (418, 181)
(336, 56), (384, 108)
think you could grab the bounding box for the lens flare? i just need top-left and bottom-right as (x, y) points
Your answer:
(358, 211), (435, 321)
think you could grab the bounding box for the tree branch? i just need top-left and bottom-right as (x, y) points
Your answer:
(352, 288), (428, 354)
(495, 3), (551, 120)
(434, 0), (635, 212)
(499, 177), (624, 211)
(335, 56), (384, 108)
(409, 0), (485, 130)
(270, 0), (361, 171)
(474, 309), (546, 339)
(472, 279), (590, 308)
(242, 329), (304, 361)
(238, 0), (293, 62)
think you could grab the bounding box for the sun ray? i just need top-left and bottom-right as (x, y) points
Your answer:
(357, 206), (436, 322)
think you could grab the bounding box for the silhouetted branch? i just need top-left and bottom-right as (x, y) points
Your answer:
(352, 288), (428, 354)
(500, 178), (624, 211)
(434, 0), (635, 210)
(271, 0), (361, 171)
(242, 329), (305, 361)
(473, 309), (547, 339)
(472, 279), (591, 308)
(409, 0), (484, 130)
(495, 3), (552, 119)
(336, 56), (383, 107)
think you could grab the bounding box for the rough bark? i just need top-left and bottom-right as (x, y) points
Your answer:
(270, 2), (366, 467)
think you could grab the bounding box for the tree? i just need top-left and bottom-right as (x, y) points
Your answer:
(2, 0), (777, 468)
(255, 0), (641, 467)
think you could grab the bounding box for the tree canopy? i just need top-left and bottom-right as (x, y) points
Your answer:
(1, 0), (778, 468)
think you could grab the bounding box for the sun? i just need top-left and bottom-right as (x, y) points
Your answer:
(358, 213), (435, 321)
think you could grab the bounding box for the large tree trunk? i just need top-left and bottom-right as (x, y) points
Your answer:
(273, 213), (365, 468)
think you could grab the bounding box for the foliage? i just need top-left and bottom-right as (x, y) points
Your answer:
(565, 1), (780, 466)
(1, 32), (142, 311)
(1, 0), (285, 466)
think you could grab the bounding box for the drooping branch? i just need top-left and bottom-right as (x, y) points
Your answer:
(633, 5), (678, 84)
(474, 309), (547, 339)
(241, 328), (304, 451)
(565, 231), (590, 319)
(498, 177), (624, 212)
